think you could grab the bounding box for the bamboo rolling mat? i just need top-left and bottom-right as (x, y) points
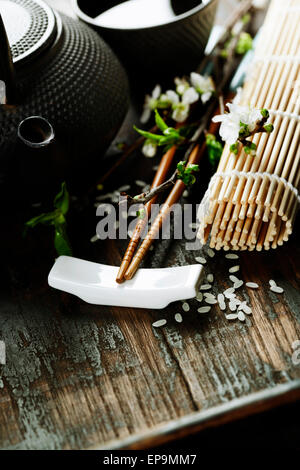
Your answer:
(197, 0), (300, 251)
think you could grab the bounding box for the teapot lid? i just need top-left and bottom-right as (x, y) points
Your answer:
(0, 0), (57, 67)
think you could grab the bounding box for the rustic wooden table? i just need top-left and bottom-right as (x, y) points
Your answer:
(0, 0), (299, 451)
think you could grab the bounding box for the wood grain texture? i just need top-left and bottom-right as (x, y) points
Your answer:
(0, 0), (299, 451)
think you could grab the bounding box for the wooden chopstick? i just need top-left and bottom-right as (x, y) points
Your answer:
(124, 142), (206, 280)
(116, 145), (177, 283)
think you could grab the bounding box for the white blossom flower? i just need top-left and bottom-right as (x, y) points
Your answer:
(190, 72), (215, 104)
(174, 77), (190, 95)
(166, 87), (199, 123)
(140, 84), (162, 123)
(212, 103), (262, 146)
(142, 139), (157, 158)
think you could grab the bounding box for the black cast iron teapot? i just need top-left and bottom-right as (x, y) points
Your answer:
(0, 0), (129, 202)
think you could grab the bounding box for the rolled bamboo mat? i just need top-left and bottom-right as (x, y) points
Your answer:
(197, 0), (300, 251)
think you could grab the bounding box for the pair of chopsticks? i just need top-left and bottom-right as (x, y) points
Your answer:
(116, 141), (205, 283)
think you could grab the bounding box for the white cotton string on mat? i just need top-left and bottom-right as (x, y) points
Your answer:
(197, 0), (300, 251)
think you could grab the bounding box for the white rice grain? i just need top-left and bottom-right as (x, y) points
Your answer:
(197, 306), (211, 313)
(90, 234), (100, 243)
(204, 293), (216, 300)
(229, 265), (240, 273)
(135, 179), (147, 187)
(224, 287), (235, 297)
(195, 256), (207, 265)
(246, 282), (259, 289)
(200, 284), (212, 291)
(207, 274), (214, 283)
(205, 298), (218, 305)
(196, 292), (203, 302)
(234, 280), (244, 289)
(182, 302), (190, 312)
(225, 254), (239, 260)
(207, 248), (215, 258)
(269, 279), (276, 287)
(229, 275), (240, 283)
(229, 302), (237, 312)
(175, 313), (183, 323)
(238, 311), (246, 322)
(226, 314), (238, 320)
(270, 285), (284, 294)
(152, 319), (167, 327)
(117, 184), (131, 192)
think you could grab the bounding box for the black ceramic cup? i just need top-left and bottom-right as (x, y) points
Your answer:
(72, 0), (219, 81)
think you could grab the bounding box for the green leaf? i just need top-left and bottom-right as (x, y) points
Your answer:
(54, 224), (72, 256)
(54, 182), (69, 215)
(133, 126), (162, 142)
(187, 163), (199, 172)
(177, 161), (199, 186)
(25, 182), (72, 257)
(154, 109), (168, 132)
(25, 211), (56, 228)
(205, 133), (223, 167)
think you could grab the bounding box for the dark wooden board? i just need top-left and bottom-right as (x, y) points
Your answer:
(0, 0), (300, 451)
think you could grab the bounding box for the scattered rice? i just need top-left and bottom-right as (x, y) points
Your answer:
(207, 248), (215, 258)
(239, 303), (252, 314)
(207, 274), (214, 283)
(195, 256), (207, 264)
(96, 192), (114, 201)
(197, 306), (211, 313)
(152, 319), (167, 327)
(196, 292), (203, 302)
(182, 302), (190, 312)
(217, 293), (226, 310)
(269, 279), (276, 287)
(246, 282), (259, 289)
(270, 285), (284, 294)
(175, 313), (183, 323)
(204, 293), (216, 300)
(234, 280), (244, 289)
(229, 265), (240, 273)
(117, 184), (131, 192)
(200, 284), (212, 291)
(205, 298), (218, 305)
(183, 190), (189, 198)
(90, 234), (99, 243)
(229, 302), (237, 312)
(238, 311), (246, 322)
(224, 287), (235, 296)
(225, 254), (239, 260)
(135, 179), (147, 187)
(226, 314), (238, 320)
(229, 275), (240, 283)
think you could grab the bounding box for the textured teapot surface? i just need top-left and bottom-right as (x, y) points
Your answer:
(0, 0), (129, 200)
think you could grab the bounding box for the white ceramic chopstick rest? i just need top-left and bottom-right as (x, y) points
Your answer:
(48, 256), (204, 309)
